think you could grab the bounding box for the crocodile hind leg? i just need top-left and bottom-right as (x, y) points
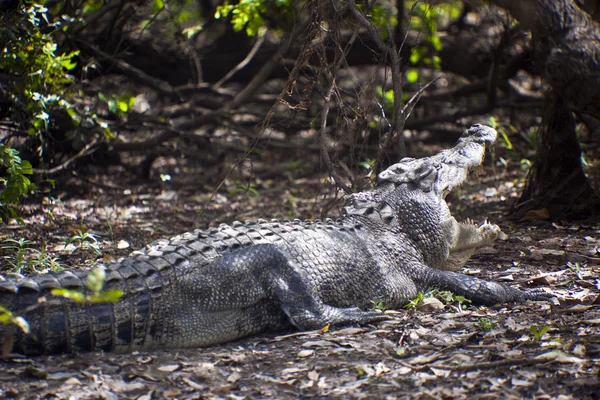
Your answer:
(176, 244), (388, 337)
(235, 244), (389, 330)
(266, 253), (390, 330)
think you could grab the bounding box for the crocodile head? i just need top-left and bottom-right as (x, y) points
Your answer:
(344, 124), (498, 270)
(376, 124), (497, 200)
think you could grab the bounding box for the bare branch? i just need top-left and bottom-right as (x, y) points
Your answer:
(77, 41), (182, 101)
(347, 0), (406, 174)
(214, 29), (267, 89)
(32, 138), (101, 175)
(320, 83), (351, 194)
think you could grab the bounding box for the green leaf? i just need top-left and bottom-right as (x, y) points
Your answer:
(59, 50), (79, 70)
(20, 160), (32, 175)
(152, 0), (165, 13)
(0, 306), (30, 334)
(406, 69), (419, 83)
(51, 288), (86, 302)
(430, 35), (442, 51)
(88, 289), (123, 303)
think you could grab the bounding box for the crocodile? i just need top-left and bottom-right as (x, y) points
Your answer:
(0, 124), (549, 355)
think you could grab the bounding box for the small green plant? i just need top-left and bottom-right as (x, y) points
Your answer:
(29, 248), (63, 273)
(370, 299), (388, 311)
(51, 267), (123, 304)
(66, 230), (102, 256)
(376, 86), (396, 116)
(529, 324), (550, 342)
(436, 290), (469, 310)
(1, 239), (63, 274)
(404, 292), (427, 309)
(230, 181), (260, 198)
(477, 317), (495, 331)
(566, 261), (584, 273)
(359, 158), (376, 170)
(1, 238), (37, 272)
(404, 289), (471, 310)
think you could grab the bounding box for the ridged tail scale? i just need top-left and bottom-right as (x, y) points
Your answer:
(0, 249), (184, 355)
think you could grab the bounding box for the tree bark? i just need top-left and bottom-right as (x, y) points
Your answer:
(490, 0), (600, 117)
(514, 94), (600, 219)
(489, 0), (600, 219)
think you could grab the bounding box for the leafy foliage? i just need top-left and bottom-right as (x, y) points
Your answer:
(0, 3), (81, 219)
(406, 1), (461, 82)
(1, 4), (79, 136)
(404, 289), (470, 310)
(215, 0), (291, 36)
(0, 237), (62, 273)
(0, 146), (35, 222)
(66, 229), (102, 257)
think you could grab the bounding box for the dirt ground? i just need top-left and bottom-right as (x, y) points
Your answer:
(0, 147), (599, 400)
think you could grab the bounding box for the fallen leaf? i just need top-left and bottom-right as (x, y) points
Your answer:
(430, 367), (451, 377)
(498, 274), (514, 281)
(227, 372), (241, 383)
(511, 377), (533, 387)
(396, 366), (412, 375)
(280, 367), (306, 376)
(301, 340), (332, 348)
(182, 377), (205, 390)
(416, 297), (444, 312)
(521, 208), (549, 221)
(333, 327), (365, 335)
(535, 350), (584, 363)
(297, 349), (314, 357)
(157, 364), (180, 373)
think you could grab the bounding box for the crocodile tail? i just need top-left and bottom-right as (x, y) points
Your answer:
(0, 255), (172, 355)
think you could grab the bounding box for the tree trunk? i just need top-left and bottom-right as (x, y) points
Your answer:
(490, 0), (600, 116)
(514, 94), (600, 219)
(490, 0), (600, 219)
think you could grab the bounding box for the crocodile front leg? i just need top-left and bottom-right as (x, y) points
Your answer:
(441, 217), (501, 271)
(416, 266), (551, 305)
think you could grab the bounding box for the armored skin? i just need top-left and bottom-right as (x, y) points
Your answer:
(0, 124), (548, 355)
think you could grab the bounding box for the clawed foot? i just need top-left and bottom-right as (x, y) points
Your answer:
(521, 287), (554, 301)
(477, 219), (501, 243)
(287, 306), (390, 331)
